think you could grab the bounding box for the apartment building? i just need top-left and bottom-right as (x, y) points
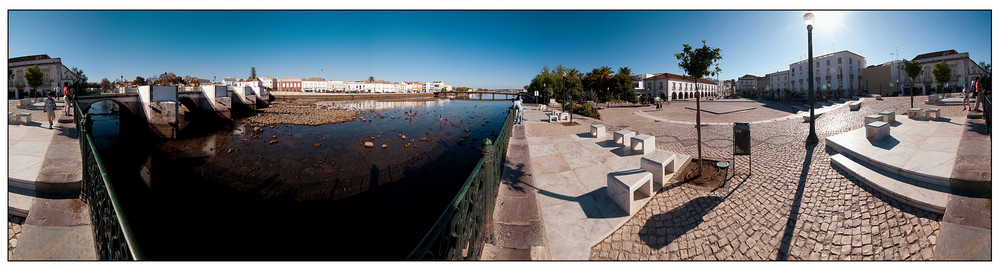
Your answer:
(642, 73), (721, 101)
(277, 77), (302, 92)
(8, 54), (80, 98)
(788, 50), (866, 94)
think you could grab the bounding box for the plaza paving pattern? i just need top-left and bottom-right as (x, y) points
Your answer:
(586, 96), (970, 260)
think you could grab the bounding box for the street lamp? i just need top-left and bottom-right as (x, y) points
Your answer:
(804, 12), (819, 145)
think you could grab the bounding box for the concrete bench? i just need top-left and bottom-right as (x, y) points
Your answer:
(614, 130), (635, 150)
(878, 111), (896, 124)
(874, 94), (883, 100)
(866, 121), (890, 141)
(848, 101), (861, 111)
(925, 108), (940, 120)
(640, 150), (678, 189)
(14, 112), (31, 124)
(590, 124), (606, 138)
(607, 169), (653, 215)
(537, 104), (547, 111)
(558, 112), (570, 122)
(907, 108), (923, 120)
(865, 115), (883, 125)
(630, 134), (655, 155)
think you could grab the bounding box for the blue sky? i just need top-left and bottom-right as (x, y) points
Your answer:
(7, 10), (991, 89)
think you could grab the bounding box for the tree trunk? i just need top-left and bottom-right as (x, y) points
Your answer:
(695, 82), (703, 176)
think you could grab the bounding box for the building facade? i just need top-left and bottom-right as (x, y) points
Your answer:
(861, 60), (905, 96)
(277, 77), (302, 92)
(909, 49), (985, 95)
(8, 54), (80, 98)
(642, 73), (720, 102)
(788, 50), (866, 96)
(257, 76), (277, 90)
(302, 77), (329, 92)
(766, 70), (790, 98)
(737, 75), (761, 94)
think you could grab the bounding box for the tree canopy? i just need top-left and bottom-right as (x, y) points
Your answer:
(674, 40), (723, 176)
(250, 67), (257, 79)
(932, 61), (951, 92)
(24, 65), (44, 95)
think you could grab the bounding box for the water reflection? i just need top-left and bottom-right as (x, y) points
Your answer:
(316, 99), (451, 111)
(94, 98), (512, 259)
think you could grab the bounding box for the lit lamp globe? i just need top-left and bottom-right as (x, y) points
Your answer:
(803, 12), (815, 26)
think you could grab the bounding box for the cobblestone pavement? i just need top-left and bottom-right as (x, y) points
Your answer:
(590, 96), (960, 260)
(9, 215), (24, 259)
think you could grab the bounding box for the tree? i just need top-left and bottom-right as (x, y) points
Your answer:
(69, 67), (87, 97)
(133, 76), (146, 86)
(900, 59), (923, 108)
(249, 67), (257, 79)
(368, 76), (375, 83)
(932, 61), (951, 94)
(675, 40), (723, 176)
(100, 78), (112, 90)
(614, 67), (637, 103)
(584, 66), (615, 104)
(24, 65), (44, 97)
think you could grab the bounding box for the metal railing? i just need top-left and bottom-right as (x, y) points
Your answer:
(74, 100), (142, 260)
(408, 108), (515, 260)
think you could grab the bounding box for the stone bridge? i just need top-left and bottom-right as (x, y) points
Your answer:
(75, 85), (258, 139)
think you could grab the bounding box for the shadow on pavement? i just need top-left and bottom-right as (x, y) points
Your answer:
(639, 196), (724, 250)
(775, 143), (817, 260)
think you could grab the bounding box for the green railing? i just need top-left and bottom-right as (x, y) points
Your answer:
(408, 108), (515, 260)
(74, 100), (142, 260)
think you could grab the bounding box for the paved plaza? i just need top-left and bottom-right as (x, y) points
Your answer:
(512, 96), (988, 260)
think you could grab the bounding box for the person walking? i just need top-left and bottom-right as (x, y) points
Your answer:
(62, 86), (72, 116)
(513, 96), (524, 124)
(972, 78), (984, 112)
(962, 83), (971, 110)
(44, 92), (57, 129)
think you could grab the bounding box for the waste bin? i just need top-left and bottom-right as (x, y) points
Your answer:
(733, 122), (751, 176)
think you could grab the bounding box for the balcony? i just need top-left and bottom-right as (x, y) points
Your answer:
(837, 75), (843, 80)
(826, 76), (832, 81)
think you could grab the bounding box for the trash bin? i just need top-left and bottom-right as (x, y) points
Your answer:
(733, 122), (750, 155)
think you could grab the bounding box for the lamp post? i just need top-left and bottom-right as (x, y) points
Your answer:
(805, 12), (819, 145)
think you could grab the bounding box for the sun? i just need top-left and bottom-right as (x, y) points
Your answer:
(811, 11), (847, 32)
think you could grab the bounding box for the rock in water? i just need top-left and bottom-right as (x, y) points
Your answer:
(364, 142), (374, 148)
(381, 144), (388, 149)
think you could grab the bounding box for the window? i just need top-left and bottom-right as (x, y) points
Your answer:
(849, 58), (853, 64)
(838, 57), (842, 64)
(826, 59), (830, 66)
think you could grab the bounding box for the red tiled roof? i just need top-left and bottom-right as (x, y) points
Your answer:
(645, 73), (718, 84)
(913, 50), (960, 61)
(8, 54), (51, 62)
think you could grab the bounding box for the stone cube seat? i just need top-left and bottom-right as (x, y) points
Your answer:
(865, 115), (883, 125)
(874, 94), (883, 100)
(640, 150), (678, 189)
(537, 104), (547, 111)
(14, 112), (31, 124)
(878, 111), (896, 124)
(865, 121), (890, 141)
(607, 169), (653, 215)
(590, 124), (606, 138)
(630, 134), (655, 155)
(908, 108), (923, 120)
(849, 101), (861, 111)
(559, 112), (570, 122)
(925, 108), (940, 120)
(613, 130), (635, 149)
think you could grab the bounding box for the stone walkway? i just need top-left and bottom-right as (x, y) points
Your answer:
(585, 96), (984, 260)
(7, 99), (97, 260)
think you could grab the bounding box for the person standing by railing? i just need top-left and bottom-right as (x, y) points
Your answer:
(513, 96), (523, 125)
(973, 77), (984, 112)
(62, 86), (72, 116)
(962, 83), (971, 111)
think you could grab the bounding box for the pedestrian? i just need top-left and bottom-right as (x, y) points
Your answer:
(972, 78), (983, 112)
(962, 83), (971, 110)
(513, 96), (524, 124)
(44, 92), (57, 129)
(62, 86), (72, 116)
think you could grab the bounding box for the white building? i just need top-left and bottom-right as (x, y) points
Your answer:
(8, 54), (80, 98)
(302, 77), (329, 92)
(642, 73), (721, 101)
(257, 76), (277, 90)
(766, 70), (790, 98)
(235, 78), (261, 89)
(632, 73), (657, 93)
(788, 50), (866, 94)
(737, 75), (761, 94)
(222, 77), (239, 86)
(909, 49), (985, 95)
(327, 80), (346, 92)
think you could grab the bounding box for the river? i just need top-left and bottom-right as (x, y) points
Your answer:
(87, 96), (514, 260)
